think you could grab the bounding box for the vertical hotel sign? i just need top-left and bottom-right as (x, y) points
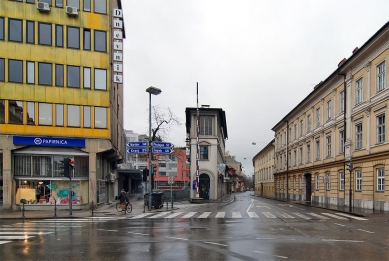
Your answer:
(113, 9), (123, 83)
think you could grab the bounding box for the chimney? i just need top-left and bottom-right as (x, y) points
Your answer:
(352, 47), (359, 54)
(338, 58), (347, 67)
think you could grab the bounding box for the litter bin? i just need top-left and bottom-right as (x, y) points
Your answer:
(151, 192), (164, 209)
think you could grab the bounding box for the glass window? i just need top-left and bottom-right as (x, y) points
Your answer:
(83, 29), (91, 50)
(83, 106), (91, 127)
(327, 100), (332, 120)
(356, 78), (363, 104)
(200, 146), (209, 160)
(38, 63), (52, 86)
(38, 103), (52, 125)
(38, 23), (52, 46)
(294, 124), (297, 139)
(339, 172), (344, 190)
(55, 0), (63, 7)
(316, 108), (320, 127)
(299, 148), (302, 164)
(56, 104), (64, 126)
(326, 174), (331, 190)
(377, 61), (386, 92)
(94, 68), (106, 90)
(94, 30), (106, 52)
(83, 0), (90, 11)
(0, 17), (4, 40)
(0, 58), (4, 82)
(27, 61), (35, 84)
(315, 140), (320, 160)
(9, 19), (23, 42)
(340, 90), (345, 113)
(0, 100), (5, 123)
(67, 65), (80, 87)
(55, 64), (64, 86)
(8, 100), (24, 124)
(326, 136), (331, 157)
(377, 115), (385, 144)
(300, 121), (303, 137)
(307, 115), (311, 132)
(27, 102), (35, 125)
(315, 175), (319, 190)
(9, 60), (23, 83)
(67, 105), (80, 127)
(94, 0), (106, 14)
(67, 26), (80, 49)
(67, 0), (79, 9)
(200, 116), (212, 135)
(27, 0), (35, 3)
(94, 107), (107, 128)
(40, 0), (52, 6)
(26, 21), (35, 44)
(356, 124), (362, 149)
(56, 25), (63, 47)
(307, 144), (310, 162)
(83, 67), (90, 88)
(340, 130), (344, 153)
(377, 168), (384, 191)
(356, 170), (362, 191)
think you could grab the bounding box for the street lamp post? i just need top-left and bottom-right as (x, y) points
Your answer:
(146, 86), (162, 211)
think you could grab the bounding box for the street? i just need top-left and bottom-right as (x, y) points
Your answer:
(0, 192), (388, 261)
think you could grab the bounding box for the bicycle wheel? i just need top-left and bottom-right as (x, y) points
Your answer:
(127, 203), (132, 213)
(116, 202), (122, 212)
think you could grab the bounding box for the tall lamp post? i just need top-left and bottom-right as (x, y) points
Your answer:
(146, 86), (162, 211)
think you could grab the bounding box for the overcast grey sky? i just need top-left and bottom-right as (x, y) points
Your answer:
(121, 0), (389, 175)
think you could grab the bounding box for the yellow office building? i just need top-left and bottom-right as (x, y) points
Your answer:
(0, 0), (125, 210)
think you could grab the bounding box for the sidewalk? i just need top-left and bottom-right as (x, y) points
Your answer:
(0, 194), (235, 220)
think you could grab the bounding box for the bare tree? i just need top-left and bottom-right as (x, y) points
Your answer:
(150, 105), (181, 142)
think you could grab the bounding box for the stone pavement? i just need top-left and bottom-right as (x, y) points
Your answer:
(0, 194), (235, 220)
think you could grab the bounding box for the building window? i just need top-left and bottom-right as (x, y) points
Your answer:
(38, 103), (52, 125)
(326, 174), (331, 190)
(26, 0), (35, 3)
(83, 0), (91, 11)
(9, 19), (23, 42)
(340, 90), (345, 113)
(38, 23), (52, 46)
(0, 100), (4, 123)
(356, 78), (363, 104)
(83, 106), (91, 127)
(55, 0), (63, 7)
(356, 124), (362, 149)
(27, 102), (35, 125)
(340, 130), (345, 153)
(316, 108), (320, 127)
(200, 146), (209, 160)
(55, 25), (63, 47)
(299, 147), (302, 164)
(40, 0), (52, 6)
(0, 17), (4, 40)
(316, 140), (320, 160)
(26, 61), (35, 84)
(67, 105), (80, 127)
(315, 175), (319, 190)
(0, 58), (4, 82)
(67, 65), (80, 87)
(293, 177), (296, 190)
(67, 0), (79, 9)
(199, 116), (212, 135)
(26, 21), (35, 44)
(9, 59), (23, 83)
(377, 61), (386, 92)
(83, 29), (91, 50)
(94, 30), (106, 52)
(293, 124), (296, 139)
(55, 64), (64, 86)
(307, 144), (310, 162)
(307, 115), (311, 132)
(94, 0), (106, 14)
(356, 170), (362, 191)
(8, 101), (24, 124)
(83, 67), (90, 88)
(56, 104), (63, 126)
(326, 136), (331, 157)
(300, 177), (302, 189)
(95, 107), (107, 128)
(293, 149), (296, 166)
(38, 63), (52, 86)
(377, 168), (385, 191)
(300, 120), (303, 137)
(377, 114), (385, 144)
(339, 172), (344, 190)
(67, 26), (80, 49)
(327, 100), (332, 120)
(94, 68), (106, 90)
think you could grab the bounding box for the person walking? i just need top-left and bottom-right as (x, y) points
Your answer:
(118, 189), (129, 213)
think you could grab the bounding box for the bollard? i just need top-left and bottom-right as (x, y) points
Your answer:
(21, 202), (25, 218)
(54, 201), (57, 217)
(91, 201), (94, 217)
(171, 198), (173, 209)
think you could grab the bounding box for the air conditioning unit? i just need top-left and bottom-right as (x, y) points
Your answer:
(66, 6), (78, 16)
(37, 2), (50, 12)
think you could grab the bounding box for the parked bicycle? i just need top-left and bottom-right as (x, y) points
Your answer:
(116, 201), (132, 214)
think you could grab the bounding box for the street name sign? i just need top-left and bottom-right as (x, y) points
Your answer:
(127, 148), (148, 154)
(127, 142), (148, 147)
(152, 141), (173, 148)
(152, 148), (173, 154)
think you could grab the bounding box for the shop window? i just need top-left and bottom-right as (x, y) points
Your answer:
(38, 23), (52, 46)
(56, 25), (63, 47)
(67, 105), (80, 127)
(94, 30), (106, 52)
(0, 17), (4, 40)
(0, 100), (5, 123)
(83, 0), (90, 11)
(8, 100), (24, 124)
(94, 68), (106, 90)
(83, 106), (91, 127)
(67, 65), (80, 87)
(56, 104), (64, 126)
(55, 64), (64, 86)
(27, 102), (35, 125)
(83, 67), (90, 88)
(38, 62), (52, 86)
(0, 58), (4, 82)
(38, 103), (52, 125)
(27, 61), (35, 84)
(94, 107), (107, 128)
(26, 21), (35, 44)
(9, 18), (23, 42)
(83, 29), (91, 50)
(94, 0), (106, 14)
(67, 26), (80, 49)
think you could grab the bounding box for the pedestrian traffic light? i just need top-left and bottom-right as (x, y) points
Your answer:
(346, 161), (353, 172)
(142, 168), (148, 182)
(68, 157), (74, 170)
(60, 157), (70, 177)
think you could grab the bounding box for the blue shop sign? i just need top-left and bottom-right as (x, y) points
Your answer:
(13, 136), (86, 147)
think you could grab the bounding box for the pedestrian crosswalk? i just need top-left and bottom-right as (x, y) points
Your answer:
(130, 211), (368, 221)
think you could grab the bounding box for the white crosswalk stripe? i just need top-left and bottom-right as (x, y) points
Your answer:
(232, 212), (242, 218)
(148, 212), (169, 218)
(277, 212), (295, 218)
(321, 213), (348, 220)
(215, 212), (226, 218)
(181, 212), (197, 218)
(198, 212), (211, 218)
(335, 213), (368, 221)
(307, 213), (329, 219)
(247, 212), (259, 218)
(292, 212), (312, 220)
(165, 212), (183, 218)
(262, 212), (277, 218)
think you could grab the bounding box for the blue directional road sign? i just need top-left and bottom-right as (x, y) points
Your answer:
(127, 142), (148, 147)
(152, 148), (173, 154)
(152, 141), (173, 148)
(127, 148), (148, 154)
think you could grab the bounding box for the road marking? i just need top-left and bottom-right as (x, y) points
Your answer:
(128, 232), (149, 236)
(321, 213), (348, 220)
(181, 212), (197, 218)
(322, 239), (364, 243)
(254, 251), (288, 259)
(0, 228), (57, 231)
(0, 236), (35, 240)
(292, 212), (312, 220)
(278, 212), (294, 218)
(256, 238), (275, 240)
(0, 241), (12, 245)
(30, 220), (106, 223)
(0, 232), (53, 235)
(232, 212), (242, 218)
(262, 212), (277, 218)
(215, 212), (225, 218)
(335, 213), (368, 221)
(165, 212), (183, 218)
(166, 236), (188, 241)
(204, 241), (227, 247)
(148, 212), (169, 218)
(307, 213), (329, 219)
(357, 229), (374, 234)
(334, 223), (345, 226)
(247, 212), (259, 218)
(131, 213), (154, 219)
(198, 212), (211, 218)
(97, 229), (119, 232)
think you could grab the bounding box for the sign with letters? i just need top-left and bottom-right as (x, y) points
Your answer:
(13, 136), (86, 147)
(113, 8), (123, 85)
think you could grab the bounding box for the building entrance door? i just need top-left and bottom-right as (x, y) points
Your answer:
(199, 174), (210, 200)
(305, 174), (312, 202)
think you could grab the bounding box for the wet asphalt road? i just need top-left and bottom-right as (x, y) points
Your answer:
(0, 192), (388, 261)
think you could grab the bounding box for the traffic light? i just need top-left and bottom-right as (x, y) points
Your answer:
(60, 157), (70, 177)
(142, 168), (148, 182)
(68, 157), (74, 170)
(346, 161), (353, 172)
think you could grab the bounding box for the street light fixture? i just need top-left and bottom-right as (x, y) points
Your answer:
(146, 86), (162, 211)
